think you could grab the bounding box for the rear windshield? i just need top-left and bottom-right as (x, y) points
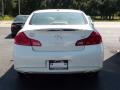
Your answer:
(14, 15), (29, 22)
(30, 12), (87, 25)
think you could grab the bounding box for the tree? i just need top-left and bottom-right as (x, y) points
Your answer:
(98, 0), (117, 20)
(0, 0), (120, 20)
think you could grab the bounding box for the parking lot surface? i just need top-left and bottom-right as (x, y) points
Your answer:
(0, 24), (120, 90)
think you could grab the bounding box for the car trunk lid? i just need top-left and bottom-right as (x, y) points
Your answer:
(23, 25), (93, 51)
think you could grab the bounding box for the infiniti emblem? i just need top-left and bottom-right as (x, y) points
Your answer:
(54, 34), (63, 40)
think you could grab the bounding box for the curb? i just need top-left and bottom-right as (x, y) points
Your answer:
(0, 21), (12, 27)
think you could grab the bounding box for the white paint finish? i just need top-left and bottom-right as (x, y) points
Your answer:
(14, 9), (104, 73)
(25, 30), (92, 51)
(14, 44), (103, 73)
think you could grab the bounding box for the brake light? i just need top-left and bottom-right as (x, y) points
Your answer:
(15, 32), (41, 46)
(75, 31), (102, 46)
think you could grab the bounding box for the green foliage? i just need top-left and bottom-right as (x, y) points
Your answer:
(0, 15), (13, 20)
(0, 17), (3, 20)
(0, 0), (120, 20)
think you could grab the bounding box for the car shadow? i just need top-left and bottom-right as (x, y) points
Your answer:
(5, 34), (13, 39)
(0, 53), (120, 90)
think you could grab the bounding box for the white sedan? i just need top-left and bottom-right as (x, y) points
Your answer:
(14, 9), (104, 75)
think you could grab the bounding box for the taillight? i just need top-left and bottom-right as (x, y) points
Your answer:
(75, 31), (102, 46)
(15, 32), (41, 46)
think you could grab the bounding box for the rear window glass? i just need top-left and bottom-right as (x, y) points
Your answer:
(14, 15), (29, 22)
(29, 12), (87, 25)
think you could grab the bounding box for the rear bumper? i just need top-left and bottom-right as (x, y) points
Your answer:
(14, 44), (104, 73)
(15, 66), (102, 74)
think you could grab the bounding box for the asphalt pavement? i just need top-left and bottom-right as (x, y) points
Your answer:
(0, 25), (120, 90)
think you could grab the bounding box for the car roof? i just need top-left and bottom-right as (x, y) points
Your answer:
(33, 9), (84, 13)
(16, 15), (29, 17)
(13, 15), (29, 23)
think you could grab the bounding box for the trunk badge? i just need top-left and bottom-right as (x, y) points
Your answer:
(54, 35), (63, 40)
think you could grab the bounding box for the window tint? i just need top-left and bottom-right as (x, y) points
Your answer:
(14, 15), (28, 22)
(30, 12), (87, 25)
